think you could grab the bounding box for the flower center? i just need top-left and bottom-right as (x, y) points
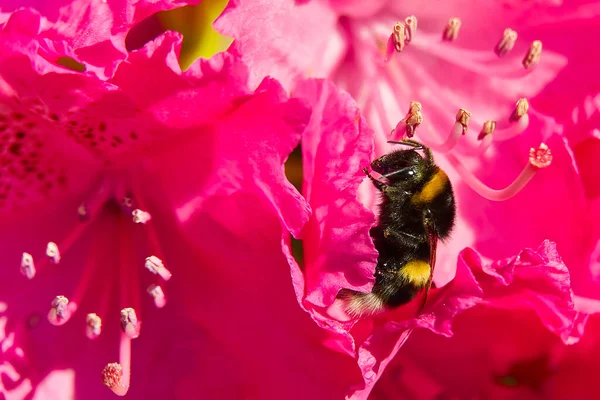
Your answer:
(18, 174), (172, 395)
(350, 14), (551, 202)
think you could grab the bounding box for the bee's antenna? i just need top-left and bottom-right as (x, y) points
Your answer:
(387, 140), (424, 149)
(387, 140), (433, 161)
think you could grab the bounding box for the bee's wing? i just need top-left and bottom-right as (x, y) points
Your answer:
(419, 222), (438, 313)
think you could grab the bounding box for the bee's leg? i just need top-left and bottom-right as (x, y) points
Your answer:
(363, 168), (388, 192)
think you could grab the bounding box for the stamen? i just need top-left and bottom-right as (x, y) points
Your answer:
(86, 313), (102, 340)
(102, 333), (132, 396)
(455, 108), (472, 135)
(147, 285), (167, 308)
(48, 295), (75, 326)
(495, 28), (518, 57)
(447, 143), (552, 201)
(510, 98), (529, 122)
(132, 209), (152, 224)
(120, 307), (140, 339)
(144, 255), (172, 281)
(478, 120), (496, 140)
(404, 16), (417, 43)
(392, 22), (406, 52)
(46, 242), (60, 264)
(523, 40), (542, 69)
(422, 120), (464, 153)
(20, 252), (36, 279)
(395, 101), (423, 138)
(442, 18), (461, 42)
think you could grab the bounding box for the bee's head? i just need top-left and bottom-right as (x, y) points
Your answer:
(370, 149), (425, 182)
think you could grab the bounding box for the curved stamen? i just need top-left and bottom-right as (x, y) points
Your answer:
(102, 333), (132, 396)
(523, 40), (542, 69)
(393, 101), (423, 138)
(86, 313), (102, 340)
(147, 284), (167, 308)
(442, 18), (461, 42)
(495, 28), (518, 57)
(447, 143), (552, 201)
(48, 295), (76, 326)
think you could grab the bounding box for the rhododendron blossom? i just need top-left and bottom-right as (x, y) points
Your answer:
(0, 3), (369, 399)
(214, 0), (600, 397)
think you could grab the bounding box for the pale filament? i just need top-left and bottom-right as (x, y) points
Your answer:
(447, 143), (552, 201)
(420, 121), (464, 153)
(102, 333), (132, 396)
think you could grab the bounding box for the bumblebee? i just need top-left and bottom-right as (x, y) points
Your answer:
(340, 140), (456, 317)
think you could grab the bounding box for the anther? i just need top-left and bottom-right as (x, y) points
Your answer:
(132, 209), (152, 224)
(495, 28), (518, 57)
(455, 108), (471, 135)
(396, 101), (423, 138)
(523, 40), (542, 69)
(147, 285), (167, 308)
(447, 143), (552, 201)
(48, 295), (73, 326)
(46, 242), (60, 264)
(392, 22), (406, 52)
(510, 98), (529, 122)
(20, 252), (36, 279)
(120, 308), (140, 339)
(144, 255), (172, 281)
(478, 120), (496, 140)
(404, 16), (417, 43)
(86, 313), (102, 340)
(442, 18), (461, 41)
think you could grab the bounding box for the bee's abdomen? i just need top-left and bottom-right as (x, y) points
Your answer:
(373, 256), (430, 308)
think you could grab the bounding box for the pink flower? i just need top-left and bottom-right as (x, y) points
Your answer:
(281, 79), (577, 398)
(371, 299), (600, 400)
(215, 1), (600, 296)
(0, 0), (199, 79)
(0, 5), (361, 399)
(214, 0), (600, 396)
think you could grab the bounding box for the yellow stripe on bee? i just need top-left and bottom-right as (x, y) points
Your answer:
(398, 260), (431, 287)
(412, 168), (449, 204)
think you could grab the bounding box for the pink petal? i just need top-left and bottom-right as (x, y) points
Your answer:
(294, 78), (377, 308)
(214, 0), (346, 91)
